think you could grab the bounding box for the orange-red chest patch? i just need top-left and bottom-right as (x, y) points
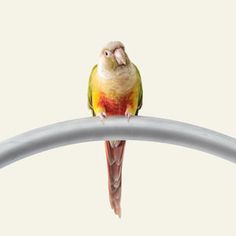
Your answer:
(99, 93), (133, 116)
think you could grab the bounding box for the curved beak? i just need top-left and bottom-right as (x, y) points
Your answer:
(114, 48), (127, 65)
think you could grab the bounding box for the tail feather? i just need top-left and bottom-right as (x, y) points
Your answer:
(105, 140), (126, 217)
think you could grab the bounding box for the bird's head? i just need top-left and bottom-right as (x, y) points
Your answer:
(98, 41), (130, 72)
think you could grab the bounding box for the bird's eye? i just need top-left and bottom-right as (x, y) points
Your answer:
(104, 50), (111, 57)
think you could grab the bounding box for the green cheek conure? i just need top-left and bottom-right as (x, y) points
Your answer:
(88, 41), (143, 217)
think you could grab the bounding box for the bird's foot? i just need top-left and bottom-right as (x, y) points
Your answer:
(125, 110), (133, 122)
(97, 112), (107, 123)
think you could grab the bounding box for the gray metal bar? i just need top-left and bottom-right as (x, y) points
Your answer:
(0, 116), (236, 169)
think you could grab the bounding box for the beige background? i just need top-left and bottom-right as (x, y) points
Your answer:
(0, 0), (236, 235)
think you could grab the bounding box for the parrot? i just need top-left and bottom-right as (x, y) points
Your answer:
(88, 41), (143, 217)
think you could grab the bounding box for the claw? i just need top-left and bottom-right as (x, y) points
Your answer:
(125, 111), (133, 122)
(98, 112), (107, 123)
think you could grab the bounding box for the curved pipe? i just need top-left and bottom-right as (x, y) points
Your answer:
(0, 116), (236, 169)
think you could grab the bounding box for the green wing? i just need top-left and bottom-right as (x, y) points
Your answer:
(134, 65), (143, 115)
(88, 65), (97, 116)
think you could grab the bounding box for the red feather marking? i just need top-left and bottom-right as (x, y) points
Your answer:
(105, 140), (126, 217)
(98, 92), (133, 116)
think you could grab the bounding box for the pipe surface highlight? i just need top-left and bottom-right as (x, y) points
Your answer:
(0, 116), (236, 168)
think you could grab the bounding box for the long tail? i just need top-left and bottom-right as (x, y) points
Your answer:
(105, 140), (126, 217)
